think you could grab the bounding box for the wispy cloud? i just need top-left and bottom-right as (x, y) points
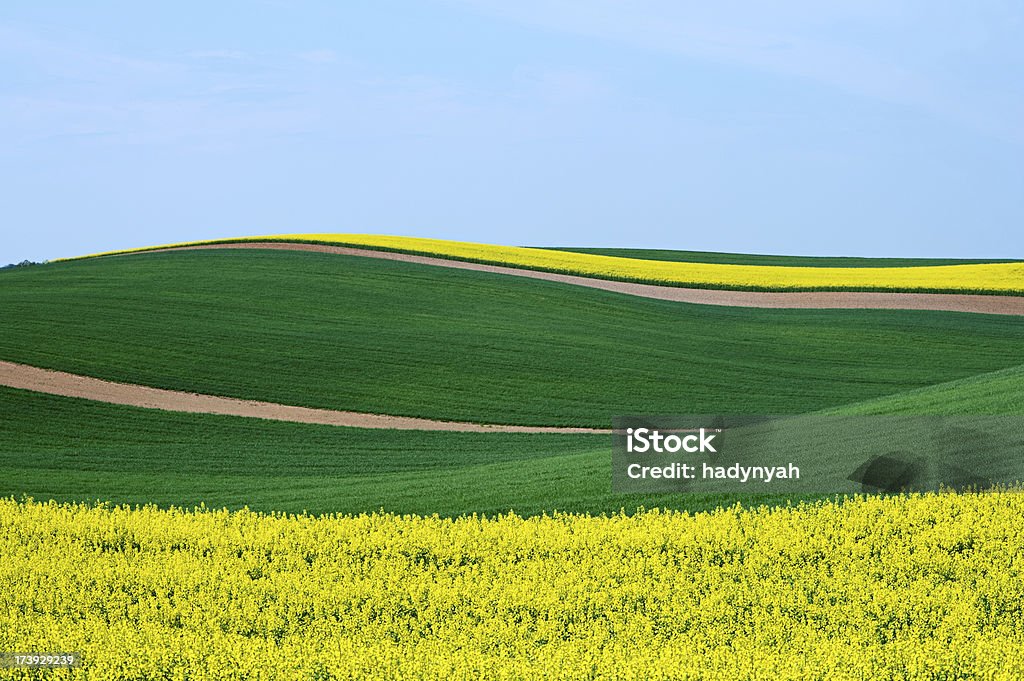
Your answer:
(0, 18), (617, 151)
(454, 0), (1024, 144)
(0, 23), (501, 149)
(515, 67), (609, 102)
(297, 49), (337, 64)
(187, 49), (247, 60)
(0, 24), (304, 146)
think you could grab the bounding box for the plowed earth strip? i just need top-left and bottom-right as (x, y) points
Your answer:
(0, 361), (607, 433)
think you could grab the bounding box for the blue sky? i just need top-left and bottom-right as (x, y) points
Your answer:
(3, 1), (1023, 262)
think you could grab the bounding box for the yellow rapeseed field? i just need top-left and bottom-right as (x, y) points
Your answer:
(66, 233), (1024, 293)
(3, 495), (1024, 679)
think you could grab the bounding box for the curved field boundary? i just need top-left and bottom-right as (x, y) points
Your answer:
(545, 246), (1021, 268)
(132, 242), (1024, 315)
(72, 233), (1024, 294)
(0, 361), (607, 434)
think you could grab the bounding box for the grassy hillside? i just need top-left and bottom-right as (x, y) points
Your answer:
(3, 363), (1022, 515)
(829, 362), (1024, 415)
(549, 247), (1019, 268)
(0, 386), (777, 516)
(66, 234), (1024, 294)
(3, 250), (1024, 426)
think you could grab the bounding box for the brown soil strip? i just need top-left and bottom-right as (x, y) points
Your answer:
(133, 242), (1024, 315)
(0, 361), (606, 434)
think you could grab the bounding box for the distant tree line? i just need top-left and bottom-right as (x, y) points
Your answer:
(1, 260), (42, 269)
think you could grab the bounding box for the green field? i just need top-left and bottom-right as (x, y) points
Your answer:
(1, 386), (796, 516)
(549, 247), (1020, 268)
(826, 362), (1024, 415)
(2, 362), (1021, 515)
(3, 250), (1024, 427)
(3, 246), (1023, 516)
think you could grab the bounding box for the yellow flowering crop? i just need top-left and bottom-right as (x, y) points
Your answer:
(65, 233), (1024, 294)
(3, 494), (1024, 679)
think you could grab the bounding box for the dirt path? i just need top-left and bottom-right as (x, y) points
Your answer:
(132, 242), (1024, 315)
(0, 361), (606, 434)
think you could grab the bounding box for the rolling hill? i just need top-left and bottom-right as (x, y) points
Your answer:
(2, 238), (1022, 515)
(64, 234), (1024, 294)
(2, 249), (1024, 427)
(1, 360), (1021, 516)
